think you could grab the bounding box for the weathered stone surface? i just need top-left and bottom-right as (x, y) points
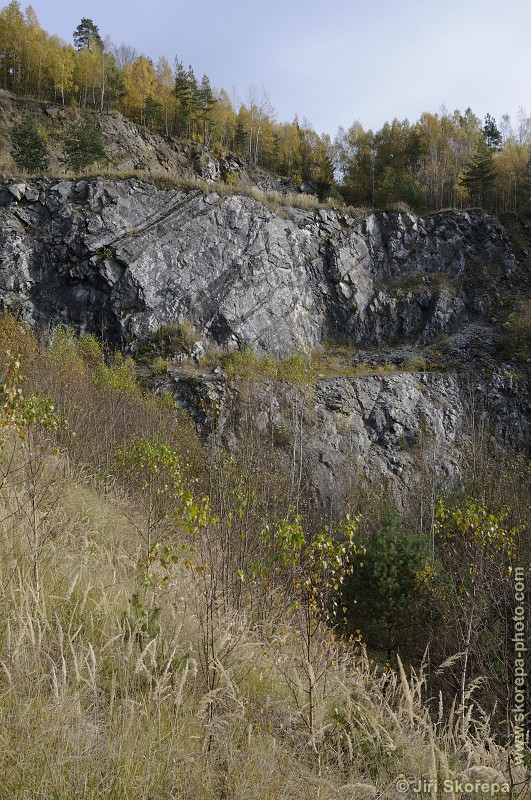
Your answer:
(24, 187), (39, 202)
(159, 364), (528, 506)
(0, 92), (303, 194)
(0, 175), (527, 496)
(0, 176), (516, 356)
(8, 183), (25, 200)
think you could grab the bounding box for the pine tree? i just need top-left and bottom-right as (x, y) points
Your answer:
(334, 504), (431, 660)
(73, 18), (103, 51)
(198, 74), (215, 146)
(460, 136), (496, 208)
(10, 113), (49, 172)
(184, 65), (199, 139)
(233, 118), (247, 155)
(483, 113), (502, 151)
(62, 109), (105, 171)
(173, 59), (190, 138)
(143, 96), (163, 131)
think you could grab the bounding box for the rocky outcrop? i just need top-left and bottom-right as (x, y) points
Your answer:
(161, 366), (528, 506)
(0, 92), (299, 193)
(0, 176), (516, 353)
(0, 174), (527, 498)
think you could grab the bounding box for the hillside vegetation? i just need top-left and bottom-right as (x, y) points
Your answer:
(0, 315), (528, 798)
(1, 1), (531, 214)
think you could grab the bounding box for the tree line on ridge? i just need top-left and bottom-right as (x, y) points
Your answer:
(1, 1), (530, 214)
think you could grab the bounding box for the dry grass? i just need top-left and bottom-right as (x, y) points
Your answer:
(0, 164), (370, 217)
(0, 440), (523, 798)
(0, 315), (526, 799)
(196, 344), (432, 385)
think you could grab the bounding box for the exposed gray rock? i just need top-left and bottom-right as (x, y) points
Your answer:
(0, 92), (292, 193)
(0, 176), (515, 357)
(256, 175), (301, 195)
(101, 112), (195, 178)
(24, 186), (39, 202)
(252, 371), (466, 498)
(8, 183), (25, 200)
(158, 365), (528, 506)
(194, 153), (220, 182)
(0, 175), (526, 496)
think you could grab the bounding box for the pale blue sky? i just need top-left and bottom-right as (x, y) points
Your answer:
(15, 0), (531, 136)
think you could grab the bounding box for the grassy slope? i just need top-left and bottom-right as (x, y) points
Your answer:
(0, 450), (516, 798)
(0, 318), (527, 798)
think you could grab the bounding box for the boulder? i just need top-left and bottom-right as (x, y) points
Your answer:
(8, 183), (25, 200)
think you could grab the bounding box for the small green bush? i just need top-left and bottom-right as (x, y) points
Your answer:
(96, 246), (113, 260)
(224, 170), (238, 186)
(402, 356), (428, 372)
(275, 350), (317, 384)
(76, 333), (104, 367)
(10, 113), (49, 172)
(334, 503), (433, 658)
(0, 312), (39, 368)
(92, 354), (139, 397)
(502, 299), (531, 361)
(151, 356), (171, 374)
(220, 347), (265, 380)
(63, 109), (106, 172)
(218, 347), (318, 384)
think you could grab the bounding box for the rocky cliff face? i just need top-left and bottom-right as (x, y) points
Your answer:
(0, 174), (527, 502)
(163, 366), (527, 508)
(0, 176), (516, 350)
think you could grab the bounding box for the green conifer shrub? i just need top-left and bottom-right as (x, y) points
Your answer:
(62, 109), (106, 171)
(334, 503), (433, 660)
(10, 113), (49, 172)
